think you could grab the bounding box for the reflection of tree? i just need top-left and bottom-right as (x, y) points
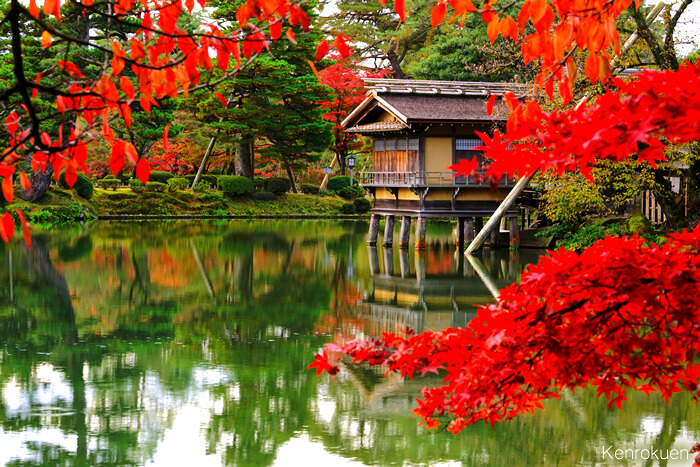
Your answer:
(0, 221), (698, 466)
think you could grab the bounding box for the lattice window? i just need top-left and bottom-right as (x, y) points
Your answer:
(455, 138), (483, 151)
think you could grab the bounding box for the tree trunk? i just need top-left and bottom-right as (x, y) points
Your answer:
(684, 157), (700, 228)
(286, 164), (298, 193)
(19, 154), (54, 202)
(192, 136), (216, 189)
(235, 135), (254, 180)
(650, 172), (687, 230)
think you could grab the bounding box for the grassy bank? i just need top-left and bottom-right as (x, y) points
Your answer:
(8, 186), (361, 227)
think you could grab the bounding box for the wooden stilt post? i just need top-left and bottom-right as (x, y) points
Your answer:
(466, 174), (533, 254)
(415, 250), (426, 280)
(367, 246), (379, 275)
(509, 216), (520, 250)
(488, 220), (498, 248)
(383, 247), (394, 275)
(457, 217), (465, 247)
(415, 217), (427, 250)
(368, 214), (380, 246)
(399, 216), (411, 249)
(399, 250), (410, 278)
(383, 215), (395, 247)
(465, 217), (475, 243)
(475, 217), (484, 236)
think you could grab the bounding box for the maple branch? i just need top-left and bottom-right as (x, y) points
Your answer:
(664, 0), (695, 54)
(8, 0), (46, 151)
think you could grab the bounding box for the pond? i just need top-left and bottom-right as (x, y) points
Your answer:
(0, 220), (697, 466)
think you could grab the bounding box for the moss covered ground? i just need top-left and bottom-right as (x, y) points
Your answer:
(8, 186), (357, 226)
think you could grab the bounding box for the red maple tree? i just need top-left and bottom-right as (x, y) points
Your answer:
(318, 59), (388, 174)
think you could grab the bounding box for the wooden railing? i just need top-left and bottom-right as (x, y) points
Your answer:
(358, 171), (512, 187)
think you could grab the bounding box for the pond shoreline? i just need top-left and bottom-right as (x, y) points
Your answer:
(97, 214), (369, 220)
(8, 186), (373, 226)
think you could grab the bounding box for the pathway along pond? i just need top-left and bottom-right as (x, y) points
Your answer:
(0, 220), (697, 466)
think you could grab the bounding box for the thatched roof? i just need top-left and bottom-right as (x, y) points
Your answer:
(342, 79), (531, 134)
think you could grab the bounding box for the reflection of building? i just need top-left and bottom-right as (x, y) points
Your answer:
(355, 247), (531, 335)
(342, 79), (532, 249)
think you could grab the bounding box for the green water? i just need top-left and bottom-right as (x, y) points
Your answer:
(0, 220), (697, 466)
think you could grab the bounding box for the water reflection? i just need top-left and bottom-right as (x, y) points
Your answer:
(0, 221), (697, 466)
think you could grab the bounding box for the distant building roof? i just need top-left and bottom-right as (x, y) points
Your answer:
(342, 79), (531, 133)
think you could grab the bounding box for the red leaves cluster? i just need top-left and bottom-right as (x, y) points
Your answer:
(478, 63), (700, 180)
(312, 227), (700, 433)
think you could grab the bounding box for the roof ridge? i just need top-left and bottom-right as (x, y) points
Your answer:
(363, 78), (531, 96)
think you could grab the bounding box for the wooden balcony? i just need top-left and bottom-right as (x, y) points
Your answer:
(358, 171), (512, 188)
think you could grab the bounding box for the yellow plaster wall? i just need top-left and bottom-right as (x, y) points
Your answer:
(374, 188), (419, 200)
(424, 137), (453, 172)
(456, 188), (506, 201)
(425, 190), (453, 201)
(400, 188), (420, 200)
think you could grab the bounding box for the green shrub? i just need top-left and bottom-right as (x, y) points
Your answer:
(129, 178), (146, 193)
(146, 181), (167, 192)
(197, 192), (224, 203)
(327, 175), (358, 192)
(99, 178), (121, 190)
(58, 171), (94, 199)
(254, 176), (267, 191)
(353, 198), (372, 213)
(219, 175), (254, 196)
(265, 177), (291, 195)
(319, 189), (334, 197)
(118, 173), (131, 184)
(339, 202), (356, 214)
(300, 183), (320, 195)
(193, 181), (211, 193)
(183, 174), (217, 188)
(250, 191), (276, 201)
(167, 177), (189, 191)
(149, 170), (175, 183)
(338, 185), (365, 200)
(201, 174), (218, 186)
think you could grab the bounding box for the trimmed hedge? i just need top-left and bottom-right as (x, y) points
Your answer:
(327, 175), (358, 192)
(146, 181), (167, 192)
(167, 177), (189, 191)
(219, 175), (254, 196)
(193, 181), (211, 193)
(300, 183), (320, 195)
(254, 176), (267, 191)
(353, 198), (372, 213)
(148, 170), (175, 183)
(99, 178), (121, 190)
(129, 178), (146, 193)
(184, 174), (217, 187)
(339, 202), (356, 214)
(265, 177), (291, 195)
(250, 191), (276, 201)
(58, 171), (94, 199)
(338, 185), (365, 200)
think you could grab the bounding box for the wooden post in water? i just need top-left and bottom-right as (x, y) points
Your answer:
(383, 215), (395, 247)
(509, 216), (520, 250)
(399, 216), (411, 249)
(415, 217), (427, 250)
(399, 250), (410, 278)
(383, 247), (394, 275)
(457, 217), (465, 247)
(367, 214), (380, 246)
(367, 246), (380, 275)
(465, 217), (475, 244)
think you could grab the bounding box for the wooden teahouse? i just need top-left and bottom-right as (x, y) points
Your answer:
(342, 79), (531, 249)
